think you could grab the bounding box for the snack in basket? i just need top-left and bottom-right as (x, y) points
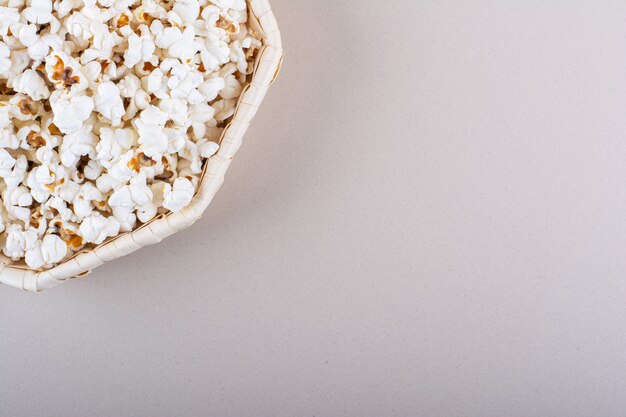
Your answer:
(0, 0), (262, 269)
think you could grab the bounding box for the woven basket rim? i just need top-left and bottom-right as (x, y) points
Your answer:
(0, 0), (283, 291)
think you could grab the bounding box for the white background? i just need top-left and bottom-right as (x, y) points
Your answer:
(3, 1), (626, 416)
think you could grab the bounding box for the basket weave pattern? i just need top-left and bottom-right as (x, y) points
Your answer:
(0, 0), (283, 291)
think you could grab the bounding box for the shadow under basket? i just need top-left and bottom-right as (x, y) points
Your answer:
(0, 0), (283, 292)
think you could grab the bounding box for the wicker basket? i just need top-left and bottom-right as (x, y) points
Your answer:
(0, 0), (283, 291)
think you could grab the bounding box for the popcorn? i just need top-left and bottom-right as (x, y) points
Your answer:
(0, 7), (19, 37)
(179, 139), (202, 173)
(45, 52), (88, 93)
(128, 173), (152, 206)
(50, 92), (94, 134)
(59, 123), (97, 167)
(200, 36), (230, 73)
(10, 96), (41, 122)
(0, 0), (260, 269)
(4, 185), (32, 223)
(0, 148), (16, 174)
(220, 74), (242, 100)
(41, 234), (68, 264)
(26, 169), (51, 203)
(211, 0), (246, 12)
(72, 182), (103, 218)
(79, 212), (120, 244)
(133, 105), (169, 157)
(24, 229), (67, 268)
(4, 49), (30, 86)
(3, 224), (28, 260)
(198, 139), (219, 159)
(23, 0), (53, 24)
(171, 0), (199, 26)
(96, 127), (134, 166)
(163, 177), (194, 212)
(123, 25), (155, 68)
(167, 27), (199, 62)
(24, 241), (45, 269)
(198, 77), (225, 101)
(4, 154), (27, 189)
(94, 81), (124, 126)
(13, 69), (50, 100)
(0, 42), (11, 74)
(16, 24), (49, 61)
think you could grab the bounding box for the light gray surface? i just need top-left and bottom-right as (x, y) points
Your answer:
(2, 1), (626, 416)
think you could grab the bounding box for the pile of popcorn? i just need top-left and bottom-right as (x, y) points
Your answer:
(0, 0), (260, 269)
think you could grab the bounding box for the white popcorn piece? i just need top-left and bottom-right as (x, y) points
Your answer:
(59, 123), (97, 167)
(29, 209), (47, 236)
(26, 169), (51, 203)
(128, 172), (152, 206)
(73, 182), (103, 218)
(3, 154), (27, 190)
(117, 73), (142, 97)
(108, 185), (133, 208)
(112, 205), (136, 231)
(179, 139), (202, 173)
(200, 38), (230, 73)
(41, 234), (68, 264)
(17, 24), (50, 61)
(25, 241), (45, 269)
(46, 197), (74, 221)
(143, 67), (165, 94)
(9, 185), (33, 207)
(211, 0), (247, 12)
(0, 7), (19, 37)
(123, 26), (155, 68)
(3, 224), (27, 260)
(79, 212), (120, 244)
(133, 105), (169, 158)
(83, 158), (103, 180)
(163, 177), (195, 212)
(94, 81), (125, 126)
(198, 77), (225, 101)
(213, 98), (238, 123)
(0, 42), (11, 74)
(96, 127), (134, 166)
(50, 92), (94, 134)
(106, 149), (138, 183)
(0, 148), (16, 174)
(3, 186), (32, 223)
(81, 22), (116, 62)
(55, 0), (80, 18)
(34, 165), (54, 185)
(0, 106), (13, 132)
(168, 27), (199, 62)
(13, 69), (50, 100)
(171, 0), (199, 26)
(201, 3), (220, 21)
(5, 50), (30, 84)
(198, 140), (220, 159)
(189, 102), (215, 124)
(136, 201), (157, 223)
(23, 0), (53, 24)
(220, 74), (243, 100)
(164, 127), (186, 154)
(152, 22), (180, 50)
